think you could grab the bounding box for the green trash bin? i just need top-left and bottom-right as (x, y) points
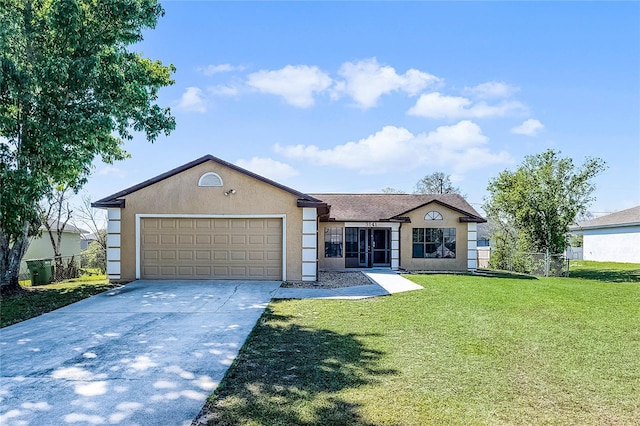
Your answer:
(26, 259), (53, 286)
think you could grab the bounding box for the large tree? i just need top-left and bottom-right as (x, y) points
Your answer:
(0, 0), (175, 293)
(483, 150), (606, 259)
(414, 172), (461, 194)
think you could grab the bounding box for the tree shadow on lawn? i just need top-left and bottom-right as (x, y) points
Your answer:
(475, 270), (538, 280)
(195, 308), (397, 426)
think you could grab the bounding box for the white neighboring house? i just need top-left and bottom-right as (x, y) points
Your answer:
(20, 220), (85, 275)
(570, 206), (640, 264)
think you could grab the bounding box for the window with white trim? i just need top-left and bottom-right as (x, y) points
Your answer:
(412, 228), (456, 258)
(198, 172), (223, 187)
(324, 227), (343, 258)
(425, 211), (443, 220)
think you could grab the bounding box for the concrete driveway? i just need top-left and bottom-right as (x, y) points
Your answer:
(0, 280), (281, 426)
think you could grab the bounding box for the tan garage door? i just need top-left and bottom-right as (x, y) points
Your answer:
(141, 218), (282, 280)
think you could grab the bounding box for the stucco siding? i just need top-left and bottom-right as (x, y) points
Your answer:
(318, 223), (346, 270)
(583, 226), (640, 263)
(400, 204), (469, 272)
(116, 161), (306, 281)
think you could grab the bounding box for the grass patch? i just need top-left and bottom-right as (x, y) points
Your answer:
(201, 270), (640, 425)
(1, 275), (119, 328)
(569, 260), (640, 282)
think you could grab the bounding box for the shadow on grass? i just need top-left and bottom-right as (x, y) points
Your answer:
(0, 282), (117, 328)
(475, 270), (538, 280)
(568, 268), (640, 283)
(196, 308), (397, 426)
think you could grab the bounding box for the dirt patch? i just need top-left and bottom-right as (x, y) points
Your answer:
(281, 271), (372, 289)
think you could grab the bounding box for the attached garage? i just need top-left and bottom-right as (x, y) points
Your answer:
(139, 217), (283, 280)
(93, 155), (327, 282)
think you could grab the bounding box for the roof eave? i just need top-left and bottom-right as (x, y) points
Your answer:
(459, 217), (488, 223)
(570, 222), (640, 231)
(93, 155), (322, 207)
(92, 199), (125, 208)
(396, 198), (485, 222)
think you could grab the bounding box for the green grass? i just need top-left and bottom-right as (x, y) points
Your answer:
(201, 264), (640, 425)
(1, 274), (119, 328)
(569, 260), (640, 282)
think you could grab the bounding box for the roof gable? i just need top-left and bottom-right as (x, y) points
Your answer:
(93, 155), (323, 208)
(311, 193), (485, 223)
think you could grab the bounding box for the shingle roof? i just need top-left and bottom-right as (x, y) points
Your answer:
(573, 206), (640, 230)
(311, 193), (485, 223)
(40, 220), (85, 234)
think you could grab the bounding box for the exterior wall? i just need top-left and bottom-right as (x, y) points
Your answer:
(318, 223), (346, 270)
(21, 232), (82, 274)
(583, 226), (640, 263)
(116, 161), (307, 281)
(400, 204), (469, 272)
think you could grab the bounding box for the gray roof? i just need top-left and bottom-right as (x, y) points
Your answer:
(311, 193), (485, 223)
(573, 206), (640, 230)
(39, 219), (85, 234)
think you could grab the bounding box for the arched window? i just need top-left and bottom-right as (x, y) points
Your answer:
(198, 172), (223, 187)
(425, 211), (443, 220)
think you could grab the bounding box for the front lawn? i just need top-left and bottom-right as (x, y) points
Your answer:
(0, 275), (120, 328)
(199, 264), (640, 425)
(569, 260), (640, 282)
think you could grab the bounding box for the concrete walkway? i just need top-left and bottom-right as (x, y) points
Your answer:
(273, 269), (423, 299)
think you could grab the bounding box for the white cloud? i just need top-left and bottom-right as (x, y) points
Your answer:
(275, 120), (512, 174)
(177, 87), (207, 113)
(97, 166), (126, 178)
(208, 84), (240, 97)
(235, 157), (299, 181)
(511, 119), (545, 136)
(246, 65), (332, 108)
(465, 81), (520, 99)
(197, 64), (245, 76)
(407, 92), (526, 119)
(334, 58), (441, 108)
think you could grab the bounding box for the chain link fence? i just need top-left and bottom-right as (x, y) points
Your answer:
(486, 250), (569, 277)
(20, 249), (106, 284)
(80, 243), (106, 275)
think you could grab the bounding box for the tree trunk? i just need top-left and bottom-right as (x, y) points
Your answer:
(44, 187), (73, 281)
(0, 221), (31, 295)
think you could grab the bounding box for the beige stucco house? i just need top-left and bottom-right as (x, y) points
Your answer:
(93, 155), (485, 282)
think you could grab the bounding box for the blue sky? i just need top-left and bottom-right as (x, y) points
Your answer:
(86, 1), (640, 216)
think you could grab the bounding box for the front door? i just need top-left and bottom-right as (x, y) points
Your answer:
(372, 229), (390, 266)
(358, 228), (370, 267)
(345, 227), (390, 268)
